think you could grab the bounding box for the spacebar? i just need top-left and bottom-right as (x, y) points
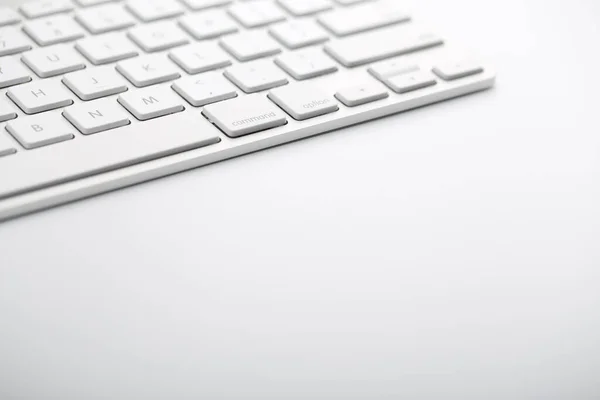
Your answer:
(0, 113), (221, 199)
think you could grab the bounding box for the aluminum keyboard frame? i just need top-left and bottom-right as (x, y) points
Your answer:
(0, 4), (496, 221)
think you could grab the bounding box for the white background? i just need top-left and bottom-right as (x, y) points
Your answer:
(1, 0), (599, 399)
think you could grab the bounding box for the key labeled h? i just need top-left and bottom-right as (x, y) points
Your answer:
(31, 89), (45, 97)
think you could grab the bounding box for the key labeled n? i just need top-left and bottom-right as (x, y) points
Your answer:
(88, 110), (103, 119)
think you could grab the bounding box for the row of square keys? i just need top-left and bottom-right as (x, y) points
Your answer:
(1, 0), (396, 60)
(0, 22), (329, 90)
(0, 0), (381, 56)
(2, 41), (341, 109)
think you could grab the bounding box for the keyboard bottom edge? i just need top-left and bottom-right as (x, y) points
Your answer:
(0, 73), (495, 223)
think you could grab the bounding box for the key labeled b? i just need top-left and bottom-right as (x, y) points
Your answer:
(6, 113), (75, 149)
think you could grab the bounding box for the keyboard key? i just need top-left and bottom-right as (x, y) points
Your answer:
(0, 7), (21, 26)
(23, 15), (85, 46)
(172, 71), (237, 107)
(128, 22), (189, 53)
(335, 82), (389, 106)
(224, 60), (288, 93)
(0, 133), (17, 158)
(269, 20), (329, 49)
(0, 27), (32, 56)
(0, 113), (221, 199)
(274, 48), (338, 80)
(6, 113), (75, 149)
(118, 86), (184, 120)
(202, 94), (287, 137)
(21, 45), (86, 78)
(384, 70), (437, 93)
(228, 0), (286, 28)
(268, 84), (338, 120)
(169, 43), (231, 74)
(126, 0), (184, 22)
(276, 0), (332, 16)
(7, 80), (74, 114)
(0, 57), (32, 89)
(0, 97), (18, 122)
(19, 0), (74, 19)
(116, 54), (181, 87)
(74, 0), (116, 6)
(433, 61), (484, 81)
(318, 2), (409, 36)
(75, 4), (136, 34)
(220, 31), (281, 62)
(368, 59), (419, 81)
(325, 28), (443, 67)
(178, 9), (238, 40)
(62, 66), (128, 101)
(333, 0), (370, 4)
(63, 98), (130, 134)
(75, 33), (139, 65)
(179, 0), (231, 11)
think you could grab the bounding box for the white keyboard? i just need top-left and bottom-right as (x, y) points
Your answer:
(0, 0), (496, 221)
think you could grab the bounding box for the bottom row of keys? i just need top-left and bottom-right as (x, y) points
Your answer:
(4, 83), (349, 149)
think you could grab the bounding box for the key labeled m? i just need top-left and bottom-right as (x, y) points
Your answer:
(142, 96), (159, 105)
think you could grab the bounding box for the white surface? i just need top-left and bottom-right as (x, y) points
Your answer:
(0, 0), (599, 399)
